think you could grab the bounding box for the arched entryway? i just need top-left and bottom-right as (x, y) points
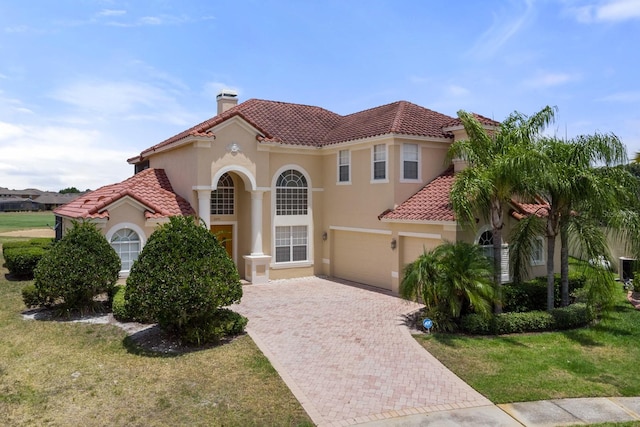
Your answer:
(194, 166), (271, 283)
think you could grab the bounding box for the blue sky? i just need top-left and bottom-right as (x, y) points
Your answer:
(1, 0), (639, 191)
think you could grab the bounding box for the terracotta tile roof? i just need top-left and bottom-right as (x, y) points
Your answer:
(510, 200), (549, 220)
(321, 101), (455, 145)
(379, 170), (549, 223)
(136, 99), (462, 158)
(380, 168), (456, 222)
(443, 113), (500, 129)
(54, 168), (195, 220)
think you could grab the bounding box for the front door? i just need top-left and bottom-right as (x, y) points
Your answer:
(211, 224), (233, 259)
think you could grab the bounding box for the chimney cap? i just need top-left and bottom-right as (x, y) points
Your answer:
(216, 89), (238, 100)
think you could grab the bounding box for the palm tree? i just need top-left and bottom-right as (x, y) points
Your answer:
(510, 134), (637, 310)
(400, 241), (495, 330)
(447, 106), (556, 313)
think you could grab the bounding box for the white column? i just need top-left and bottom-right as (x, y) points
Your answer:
(196, 189), (211, 229)
(251, 190), (264, 255)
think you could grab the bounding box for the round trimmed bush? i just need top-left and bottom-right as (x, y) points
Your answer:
(33, 221), (121, 310)
(125, 216), (245, 345)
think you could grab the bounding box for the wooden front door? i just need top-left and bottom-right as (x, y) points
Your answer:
(211, 224), (233, 259)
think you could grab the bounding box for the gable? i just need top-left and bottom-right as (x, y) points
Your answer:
(54, 168), (195, 220)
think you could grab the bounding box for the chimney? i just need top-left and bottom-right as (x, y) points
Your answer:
(217, 89), (238, 115)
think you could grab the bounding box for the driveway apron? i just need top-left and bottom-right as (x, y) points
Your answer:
(232, 277), (492, 426)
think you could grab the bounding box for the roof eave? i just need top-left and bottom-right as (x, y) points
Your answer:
(379, 218), (457, 226)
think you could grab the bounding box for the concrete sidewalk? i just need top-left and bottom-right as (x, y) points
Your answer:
(357, 397), (640, 426)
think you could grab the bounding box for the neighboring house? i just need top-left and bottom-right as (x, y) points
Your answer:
(0, 187), (83, 211)
(54, 91), (555, 289)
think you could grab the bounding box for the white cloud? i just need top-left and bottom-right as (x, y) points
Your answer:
(51, 80), (172, 114)
(469, 0), (536, 59)
(570, 0), (640, 23)
(524, 71), (580, 88)
(98, 9), (126, 17)
(0, 121), (25, 140)
(447, 85), (470, 97)
(599, 91), (640, 102)
(139, 16), (163, 26)
(4, 25), (30, 33)
(0, 122), (131, 191)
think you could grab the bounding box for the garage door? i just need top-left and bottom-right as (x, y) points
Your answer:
(401, 236), (440, 267)
(333, 230), (392, 290)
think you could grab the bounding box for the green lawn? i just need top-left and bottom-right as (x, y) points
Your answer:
(0, 212), (55, 232)
(418, 288), (640, 404)
(0, 241), (312, 426)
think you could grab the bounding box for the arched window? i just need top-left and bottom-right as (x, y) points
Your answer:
(478, 229), (493, 259)
(276, 169), (307, 215)
(211, 173), (234, 215)
(110, 228), (141, 272)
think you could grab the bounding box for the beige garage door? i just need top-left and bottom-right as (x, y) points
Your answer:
(333, 230), (392, 290)
(401, 236), (440, 268)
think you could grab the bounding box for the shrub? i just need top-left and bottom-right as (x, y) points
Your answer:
(2, 238), (54, 254)
(459, 313), (493, 335)
(2, 238), (54, 278)
(461, 303), (593, 335)
(503, 273), (587, 312)
(22, 284), (42, 308)
(492, 311), (555, 334)
(181, 309), (248, 345)
(4, 246), (47, 278)
(111, 285), (130, 321)
(125, 216), (244, 345)
(33, 221), (121, 310)
(550, 303), (594, 329)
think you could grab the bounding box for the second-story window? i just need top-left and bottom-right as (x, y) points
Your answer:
(276, 169), (308, 215)
(338, 149), (350, 183)
(372, 144), (387, 181)
(402, 144), (419, 180)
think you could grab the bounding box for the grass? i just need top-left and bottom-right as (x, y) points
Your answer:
(417, 288), (640, 404)
(0, 212), (55, 232)
(0, 240), (312, 426)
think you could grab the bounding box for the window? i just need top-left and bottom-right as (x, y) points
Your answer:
(478, 230), (493, 259)
(372, 144), (387, 181)
(276, 169), (308, 215)
(275, 226), (308, 262)
(338, 150), (350, 183)
(402, 143), (419, 180)
(531, 237), (545, 266)
(211, 173), (234, 215)
(110, 228), (141, 272)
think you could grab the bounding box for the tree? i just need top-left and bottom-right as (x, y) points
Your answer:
(510, 133), (637, 311)
(33, 221), (120, 311)
(59, 187), (81, 194)
(125, 216), (245, 345)
(400, 241), (495, 331)
(447, 106), (556, 312)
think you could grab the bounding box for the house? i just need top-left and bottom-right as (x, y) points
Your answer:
(55, 91), (555, 291)
(0, 187), (83, 211)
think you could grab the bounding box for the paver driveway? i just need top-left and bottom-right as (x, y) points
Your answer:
(232, 276), (492, 426)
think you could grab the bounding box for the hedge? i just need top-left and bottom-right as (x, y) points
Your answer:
(4, 246), (47, 278)
(2, 238), (54, 278)
(460, 303), (594, 335)
(2, 238), (54, 254)
(502, 273), (587, 312)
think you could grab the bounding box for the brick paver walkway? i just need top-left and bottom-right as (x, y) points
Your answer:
(232, 277), (492, 426)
